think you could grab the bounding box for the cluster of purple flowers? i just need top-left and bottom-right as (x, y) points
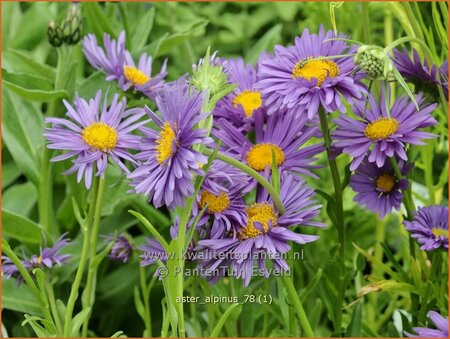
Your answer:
(32, 26), (447, 289)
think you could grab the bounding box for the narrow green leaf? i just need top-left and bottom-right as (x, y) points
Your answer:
(1, 278), (43, 316)
(2, 209), (44, 244)
(209, 304), (241, 337)
(2, 70), (68, 102)
(70, 308), (91, 337)
(3, 182), (38, 216)
(1, 161), (21, 189)
(346, 302), (362, 337)
(133, 286), (146, 321)
(129, 210), (169, 251)
(3, 49), (56, 81)
(82, 2), (116, 39)
(2, 88), (43, 184)
(131, 7), (155, 51)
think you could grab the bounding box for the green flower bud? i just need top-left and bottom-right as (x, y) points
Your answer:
(354, 45), (394, 80)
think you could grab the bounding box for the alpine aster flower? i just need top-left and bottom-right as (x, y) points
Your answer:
(128, 81), (213, 208)
(333, 91), (437, 171)
(213, 57), (264, 131)
(107, 235), (133, 263)
(1, 234), (72, 285)
(404, 205), (448, 251)
(393, 48), (448, 101)
(256, 26), (366, 119)
(196, 173), (323, 286)
(350, 158), (412, 218)
(82, 31), (167, 99)
(45, 90), (146, 189)
(405, 311), (448, 337)
(214, 111), (322, 178)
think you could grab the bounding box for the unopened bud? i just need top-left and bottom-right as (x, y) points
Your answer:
(354, 45), (393, 80)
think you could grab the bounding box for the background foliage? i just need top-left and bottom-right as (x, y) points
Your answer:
(1, 1), (448, 337)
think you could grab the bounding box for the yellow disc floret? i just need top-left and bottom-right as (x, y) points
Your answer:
(199, 191), (230, 214)
(124, 65), (150, 86)
(239, 203), (277, 239)
(292, 59), (340, 86)
(432, 228), (448, 239)
(233, 90), (263, 118)
(364, 118), (399, 140)
(82, 122), (118, 152)
(155, 122), (176, 164)
(375, 173), (395, 193)
(246, 143), (285, 171)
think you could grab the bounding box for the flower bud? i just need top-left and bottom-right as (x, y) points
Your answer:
(354, 45), (394, 80)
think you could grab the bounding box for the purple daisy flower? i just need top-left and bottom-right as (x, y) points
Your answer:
(214, 110), (322, 178)
(128, 81), (213, 208)
(2, 234), (71, 285)
(213, 57), (264, 131)
(350, 158), (412, 218)
(405, 311), (448, 337)
(393, 48), (448, 101)
(256, 25), (366, 119)
(404, 205), (448, 251)
(106, 235), (133, 263)
(333, 91), (437, 171)
(439, 61), (448, 98)
(45, 90), (146, 189)
(82, 31), (167, 99)
(196, 173), (323, 286)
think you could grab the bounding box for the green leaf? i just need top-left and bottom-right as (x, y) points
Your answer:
(2, 88), (44, 184)
(70, 308), (91, 337)
(131, 7), (155, 51)
(133, 286), (146, 321)
(2, 209), (44, 245)
(209, 304), (241, 337)
(273, 2), (299, 21)
(2, 70), (68, 102)
(82, 2), (116, 39)
(245, 24), (282, 64)
(1, 278), (43, 316)
(2, 49), (56, 82)
(3, 182), (38, 216)
(22, 315), (55, 337)
(346, 302), (362, 337)
(1, 161), (21, 189)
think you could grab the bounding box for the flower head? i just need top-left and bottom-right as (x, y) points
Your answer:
(45, 90), (146, 188)
(2, 234), (71, 285)
(196, 173), (323, 286)
(213, 57), (264, 131)
(405, 311), (448, 337)
(215, 111), (322, 178)
(354, 45), (394, 80)
(82, 31), (167, 99)
(128, 81), (213, 208)
(107, 235), (133, 263)
(333, 91), (437, 171)
(350, 158), (412, 218)
(256, 26), (366, 119)
(393, 48), (448, 101)
(404, 205), (448, 251)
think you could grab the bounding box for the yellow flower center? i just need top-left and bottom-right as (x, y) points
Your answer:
(155, 122), (176, 164)
(124, 65), (150, 86)
(82, 122), (118, 151)
(233, 90), (262, 118)
(364, 118), (399, 140)
(292, 59), (340, 86)
(246, 143), (285, 171)
(375, 173), (395, 193)
(199, 191), (230, 214)
(432, 228), (448, 238)
(239, 203), (277, 239)
(37, 256), (42, 264)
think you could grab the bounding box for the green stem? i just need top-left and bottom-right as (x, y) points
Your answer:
(63, 177), (99, 337)
(281, 275), (314, 337)
(361, 2), (371, 44)
(45, 279), (63, 335)
(140, 267), (152, 337)
(81, 176), (106, 337)
(318, 108), (345, 334)
(202, 148), (286, 215)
